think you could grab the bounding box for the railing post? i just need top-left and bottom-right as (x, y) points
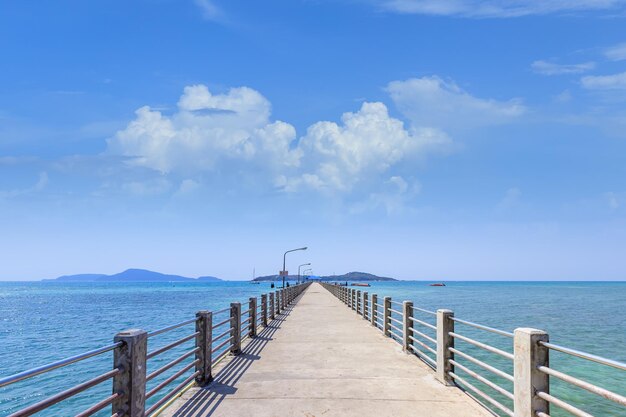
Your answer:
(281, 289), (286, 310)
(261, 294), (268, 326)
(514, 328), (549, 417)
(371, 294), (378, 326)
(249, 297), (257, 338)
(436, 309), (454, 385)
(363, 292), (369, 320)
(402, 301), (413, 352)
(195, 311), (213, 386)
(383, 296), (391, 337)
(352, 289), (356, 311)
(269, 293), (275, 320)
(112, 329), (147, 417)
(230, 302), (241, 355)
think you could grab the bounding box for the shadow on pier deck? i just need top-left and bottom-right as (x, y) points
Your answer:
(161, 283), (491, 417)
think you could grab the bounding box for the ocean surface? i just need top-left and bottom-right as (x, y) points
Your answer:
(0, 281), (624, 416)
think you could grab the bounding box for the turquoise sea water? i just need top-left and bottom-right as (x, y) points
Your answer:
(0, 281), (624, 416)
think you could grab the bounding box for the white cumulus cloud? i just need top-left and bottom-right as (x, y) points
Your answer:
(107, 85), (300, 176)
(386, 77), (525, 131)
(108, 78), (522, 201)
(280, 102), (449, 193)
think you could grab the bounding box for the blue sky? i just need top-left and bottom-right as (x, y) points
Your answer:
(1, 0), (626, 281)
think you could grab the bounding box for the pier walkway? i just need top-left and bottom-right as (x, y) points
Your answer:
(161, 283), (491, 417)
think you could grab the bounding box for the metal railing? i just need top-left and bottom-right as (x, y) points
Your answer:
(320, 283), (626, 417)
(0, 282), (311, 417)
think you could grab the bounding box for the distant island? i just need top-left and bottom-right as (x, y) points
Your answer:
(42, 268), (223, 283)
(252, 271), (397, 282)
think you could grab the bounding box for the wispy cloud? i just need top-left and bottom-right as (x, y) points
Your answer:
(386, 76), (525, 131)
(581, 71), (626, 89)
(379, 0), (626, 17)
(0, 172), (48, 198)
(604, 42), (626, 61)
(531, 60), (596, 76)
(194, 0), (221, 21)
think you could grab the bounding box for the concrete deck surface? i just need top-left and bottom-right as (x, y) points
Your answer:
(161, 282), (492, 417)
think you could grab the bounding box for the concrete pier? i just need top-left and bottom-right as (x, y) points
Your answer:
(161, 283), (492, 417)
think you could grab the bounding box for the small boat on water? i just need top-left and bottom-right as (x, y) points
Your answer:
(351, 283), (371, 287)
(429, 283), (446, 287)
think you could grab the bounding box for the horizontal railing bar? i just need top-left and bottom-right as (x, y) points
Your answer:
(390, 300), (403, 306)
(449, 371), (514, 417)
(412, 306), (437, 316)
(449, 347), (514, 382)
(74, 392), (121, 417)
(408, 335), (437, 356)
(7, 368), (120, 417)
(212, 317), (232, 330)
(146, 360), (199, 400)
(212, 347), (230, 365)
(450, 317), (514, 338)
(389, 323), (403, 335)
(213, 307), (230, 315)
(145, 371), (199, 415)
(211, 337), (233, 354)
(212, 328), (232, 343)
(536, 391), (594, 417)
(389, 331), (403, 343)
(389, 308), (403, 315)
(389, 316), (403, 326)
(450, 359), (514, 400)
(410, 328), (437, 346)
(537, 366), (626, 406)
(147, 318), (197, 338)
(409, 317), (437, 331)
(147, 332), (199, 360)
(449, 332), (514, 360)
(241, 317), (251, 325)
(408, 345), (436, 368)
(147, 348), (199, 382)
(0, 342), (122, 388)
(536, 412), (550, 417)
(539, 342), (626, 371)
(241, 309), (251, 316)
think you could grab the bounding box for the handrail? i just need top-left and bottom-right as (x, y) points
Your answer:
(1, 281), (313, 417)
(0, 342), (122, 388)
(412, 306), (436, 316)
(321, 282), (626, 417)
(539, 341), (626, 371)
(147, 332), (199, 360)
(147, 318), (197, 338)
(450, 317), (514, 338)
(537, 365), (626, 406)
(7, 368), (120, 417)
(449, 332), (514, 360)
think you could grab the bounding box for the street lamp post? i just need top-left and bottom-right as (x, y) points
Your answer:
(303, 268), (312, 281)
(281, 247), (307, 288)
(298, 263), (311, 284)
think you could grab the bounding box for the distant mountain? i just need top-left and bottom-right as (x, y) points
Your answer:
(252, 271), (396, 282)
(43, 269), (223, 283)
(322, 271), (396, 282)
(197, 276), (222, 282)
(43, 273), (107, 282)
(102, 269), (195, 282)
